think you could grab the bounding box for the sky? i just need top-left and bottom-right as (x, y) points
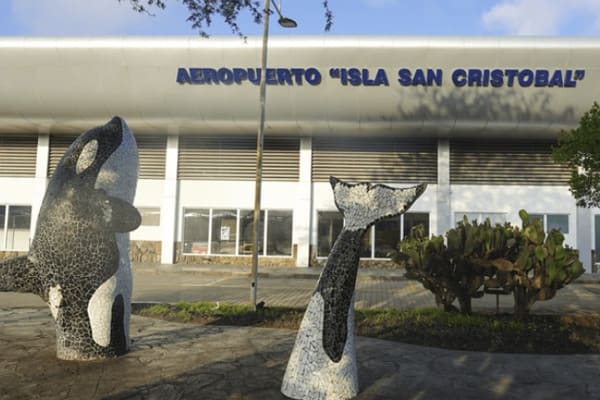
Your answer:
(0, 0), (599, 37)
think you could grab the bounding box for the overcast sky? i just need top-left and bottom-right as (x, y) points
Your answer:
(1, 0), (599, 37)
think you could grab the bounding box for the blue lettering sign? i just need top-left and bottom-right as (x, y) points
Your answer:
(177, 67), (586, 88)
(176, 67), (191, 84)
(452, 69), (467, 87)
(397, 68), (442, 86)
(332, 68), (387, 86)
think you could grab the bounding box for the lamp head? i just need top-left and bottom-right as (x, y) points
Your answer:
(278, 16), (298, 28)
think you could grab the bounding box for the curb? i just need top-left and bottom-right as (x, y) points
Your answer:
(131, 264), (600, 284)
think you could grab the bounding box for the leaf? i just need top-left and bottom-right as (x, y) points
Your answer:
(519, 209), (529, 226)
(491, 258), (515, 272)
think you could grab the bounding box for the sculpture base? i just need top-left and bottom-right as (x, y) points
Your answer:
(281, 292), (358, 400)
(55, 340), (128, 361)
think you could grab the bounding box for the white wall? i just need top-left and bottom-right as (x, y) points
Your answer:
(451, 185), (577, 246)
(0, 178), (36, 205)
(132, 179), (164, 241)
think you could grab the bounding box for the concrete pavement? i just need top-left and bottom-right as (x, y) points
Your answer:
(2, 263), (600, 399)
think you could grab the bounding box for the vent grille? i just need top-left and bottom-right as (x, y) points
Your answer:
(0, 136), (37, 177)
(137, 136), (166, 179)
(48, 135), (75, 177)
(178, 136), (299, 181)
(450, 140), (572, 185)
(49, 135), (166, 179)
(312, 137), (437, 183)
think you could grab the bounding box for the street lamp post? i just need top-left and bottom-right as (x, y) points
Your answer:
(251, 0), (297, 311)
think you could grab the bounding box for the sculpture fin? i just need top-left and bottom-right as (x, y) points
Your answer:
(102, 195), (142, 233)
(330, 176), (426, 230)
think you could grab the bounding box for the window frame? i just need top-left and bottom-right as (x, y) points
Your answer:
(181, 207), (293, 257)
(529, 213), (570, 234)
(137, 206), (161, 227)
(454, 212), (508, 226)
(1, 204), (32, 251)
(316, 210), (430, 260)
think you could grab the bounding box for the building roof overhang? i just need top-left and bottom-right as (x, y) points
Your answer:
(0, 36), (597, 138)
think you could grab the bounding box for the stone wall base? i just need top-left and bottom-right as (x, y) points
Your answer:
(174, 242), (297, 267)
(0, 242), (400, 269)
(0, 251), (28, 260)
(130, 241), (161, 263)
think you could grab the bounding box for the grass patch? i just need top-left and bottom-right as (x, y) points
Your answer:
(132, 302), (600, 354)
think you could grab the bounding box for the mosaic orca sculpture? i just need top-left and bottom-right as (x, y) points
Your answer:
(282, 177), (426, 400)
(0, 116), (140, 360)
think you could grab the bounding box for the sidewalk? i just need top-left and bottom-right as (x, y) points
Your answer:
(2, 307), (600, 400)
(131, 262), (600, 283)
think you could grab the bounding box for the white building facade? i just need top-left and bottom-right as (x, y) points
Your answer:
(0, 36), (598, 269)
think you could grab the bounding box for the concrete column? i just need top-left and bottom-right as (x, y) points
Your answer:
(294, 137), (312, 267)
(577, 206), (592, 271)
(31, 132), (50, 237)
(436, 138), (451, 236)
(160, 134), (179, 264)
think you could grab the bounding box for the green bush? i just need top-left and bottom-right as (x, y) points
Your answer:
(489, 210), (583, 320)
(392, 210), (584, 320)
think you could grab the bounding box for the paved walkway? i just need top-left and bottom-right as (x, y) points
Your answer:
(3, 307), (600, 400)
(2, 264), (600, 399)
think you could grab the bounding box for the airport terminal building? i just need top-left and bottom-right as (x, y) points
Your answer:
(0, 36), (598, 269)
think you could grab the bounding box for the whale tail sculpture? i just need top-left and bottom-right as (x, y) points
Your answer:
(282, 177), (426, 400)
(0, 116), (141, 360)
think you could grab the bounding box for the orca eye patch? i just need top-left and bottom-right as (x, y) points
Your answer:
(76, 139), (99, 175)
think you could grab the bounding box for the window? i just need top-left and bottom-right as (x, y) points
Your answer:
(267, 210), (293, 256)
(455, 212), (507, 226)
(211, 209), (237, 255)
(374, 218), (399, 258)
(530, 213), (569, 234)
(0, 205), (32, 251)
(317, 211), (429, 259)
(239, 210), (264, 255)
(547, 215), (569, 233)
(183, 209), (209, 254)
(372, 213), (429, 259)
(593, 215), (600, 263)
(317, 211), (343, 257)
(138, 207), (161, 226)
(0, 206), (5, 247)
(182, 208), (292, 256)
(360, 227), (373, 258)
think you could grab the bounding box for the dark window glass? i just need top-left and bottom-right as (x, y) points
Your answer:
(239, 210), (264, 255)
(6, 206), (31, 250)
(182, 209), (209, 254)
(548, 214), (569, 233)
(360, 227), (373, 258)
(529, 214), (544, 226)
(403, 213), (429, 238)
(0, 205), (5, 247)
(595, 215), (600, 263)
(317, 211), (343, 257)
(267, 210), (293, 256)
(375, 216), (400, 258)
(211, 209), (237, 255)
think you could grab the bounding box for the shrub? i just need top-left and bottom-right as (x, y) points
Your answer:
(489, 210), (584, 320)
(392, 210), (584, 320)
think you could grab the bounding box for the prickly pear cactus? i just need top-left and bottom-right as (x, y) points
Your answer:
(491, 210), (584, 320)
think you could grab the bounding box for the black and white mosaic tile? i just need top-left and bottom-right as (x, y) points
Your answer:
(282, 177), (426, 400)
(0, 116), (140, 360)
